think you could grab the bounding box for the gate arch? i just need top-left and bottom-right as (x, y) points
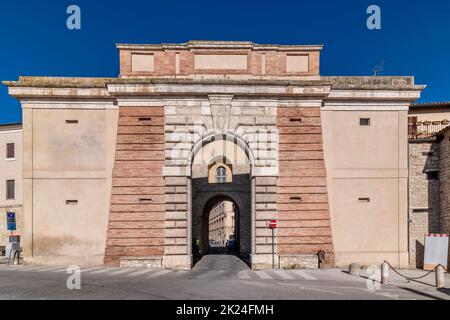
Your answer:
(188, 133), (254, 265)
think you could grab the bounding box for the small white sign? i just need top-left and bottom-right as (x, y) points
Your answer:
(424, 234), (449, 270)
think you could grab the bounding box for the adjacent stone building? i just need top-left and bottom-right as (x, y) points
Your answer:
(438, 128), (450, 267)
(3, 41), (425, 269)
(408, 140), (441, 267)
(0, 123), (23, 247)
(408, 103), (450, 269)
(410, 101), (450, 123)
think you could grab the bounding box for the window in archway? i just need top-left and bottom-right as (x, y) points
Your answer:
(208, 162), (232, 184)
(216, 166), (227, 183)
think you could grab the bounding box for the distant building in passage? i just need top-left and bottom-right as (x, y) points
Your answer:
(0, 123), (22, 247)
(208, 201), (235, 245)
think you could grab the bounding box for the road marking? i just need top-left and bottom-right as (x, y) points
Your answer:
(80, 267), (104, 273)
(50, 267), (72, 273)
(198, 270), (226, 279)
(171, 270), (189, 278)
(0, 266), (28, 271)
(16, 266), (52, 272)
(106, 269), (134, 276)
(255, 270), (272, 280)
(238, 271), (251, 279)
(291, 270), (317, 280)
(375, 292), (400, 300)
(127, 269), (157, 277)
(89, 268), (119, 274)
(34, 266), (68, 272)
(282, 282), (345, 295)
(147, 270), (171, 278)
(272, 270), (295, 280)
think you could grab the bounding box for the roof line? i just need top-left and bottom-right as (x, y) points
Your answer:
(115, 41), (324, 51)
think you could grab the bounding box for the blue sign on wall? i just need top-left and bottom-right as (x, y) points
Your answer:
(7, 212), (16, 231)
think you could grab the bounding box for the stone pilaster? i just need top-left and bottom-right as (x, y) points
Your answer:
(252, 176), (279, 269)
(162, 175), (191, 269)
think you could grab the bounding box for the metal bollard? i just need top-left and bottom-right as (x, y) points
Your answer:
(381, 262), (389, 285)
(436, 265), (445, 289)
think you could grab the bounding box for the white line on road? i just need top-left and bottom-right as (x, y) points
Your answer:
(89, 268), (119, 274)
(171, 270), (189, 278)
(147, 270), (171, 278)
(127, 269), (157, 277)
(106, 269), (134, 276)
(197, 270), (226, 279)
(15, 266), (53, 272)
(291, 270), (317, 280)
(271, 270), (295, 280)
(238, 271), (251, 279)
(80, 267), (104, 273)
(282, 282), (345, 296)
(0, 266), (28, 271)
(33, 266), (67, 272)
(255, 270), (272, 280)
(50, 267), (72, 273)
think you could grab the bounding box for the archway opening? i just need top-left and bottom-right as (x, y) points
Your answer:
(207, 200), (236, 254)
(190, 135), (252, 269)
(192, 193), (249, 269)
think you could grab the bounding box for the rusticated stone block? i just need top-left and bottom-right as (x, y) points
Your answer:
(279, 255), (318, 269)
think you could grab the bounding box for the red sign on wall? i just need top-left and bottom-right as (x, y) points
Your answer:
(269, 220), (277, 229)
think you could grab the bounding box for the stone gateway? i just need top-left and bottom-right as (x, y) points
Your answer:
(3, 41), (424, 269)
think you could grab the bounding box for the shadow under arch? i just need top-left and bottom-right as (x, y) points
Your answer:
(193, 194), (251, 268)
(196, 193), (250, 267)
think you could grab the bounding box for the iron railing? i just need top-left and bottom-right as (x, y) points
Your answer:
(408, 119), (450, 139)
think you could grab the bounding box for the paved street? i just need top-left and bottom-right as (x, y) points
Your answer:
(0, 254), (449, 300)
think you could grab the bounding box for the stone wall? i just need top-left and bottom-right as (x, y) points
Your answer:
(408, 141), (441, 268)
(253, 176), (278, 268)
(279, 254), (318, 269)
(105, 106), (165, 266)
(163, 176), (189, 269)
(277, 106), (334, 267)
(439, 129), (450, 269)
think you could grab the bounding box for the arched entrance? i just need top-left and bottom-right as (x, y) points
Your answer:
(189, 134), (253, 267)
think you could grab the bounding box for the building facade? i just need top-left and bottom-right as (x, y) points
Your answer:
(409, 102), (450, 140)
(208, 201), (235, 245)
(410, 102), (450, 122)
(3, 41), (424, 269)
(408, 102), (450, 269)
(408, 140), (441, 267)
(0, 123), (23, 247)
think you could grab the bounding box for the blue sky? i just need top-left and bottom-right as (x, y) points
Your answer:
(1, 0), (449, 124)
